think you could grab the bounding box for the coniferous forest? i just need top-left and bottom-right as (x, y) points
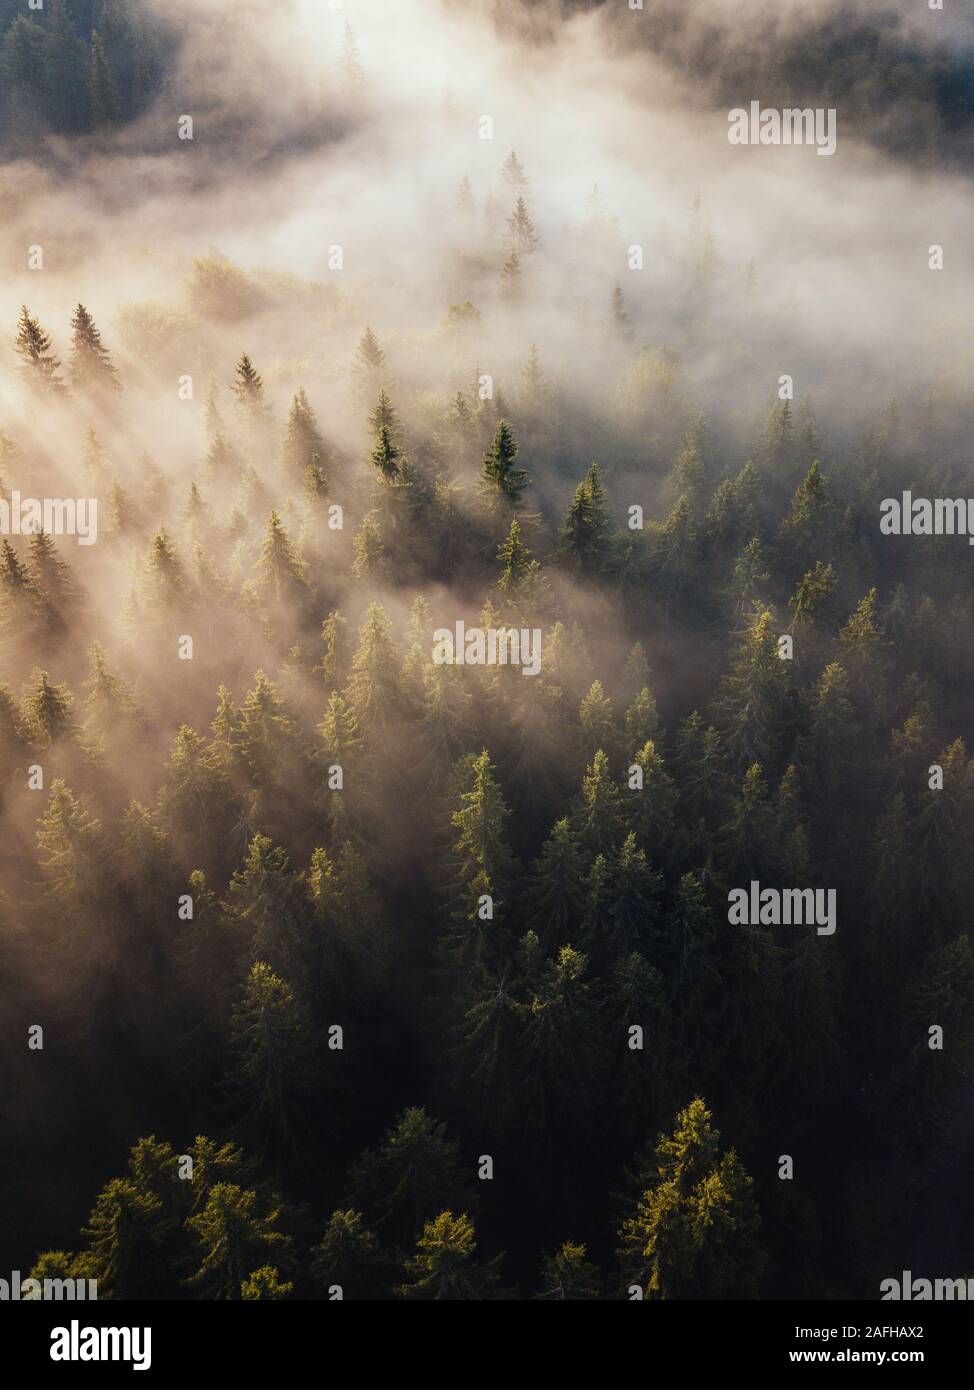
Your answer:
(1, 0), (973, 1313)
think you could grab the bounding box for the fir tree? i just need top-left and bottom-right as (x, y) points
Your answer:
(186, 1182), (291, 1300)
(507, 196), (538, 255)
(617, 1098), (766, 1299)
(69, 304), (121, 392)
(480, 421), (528, 507)
(397, 1212), (504, 1300)
(14, 307), (64, 393)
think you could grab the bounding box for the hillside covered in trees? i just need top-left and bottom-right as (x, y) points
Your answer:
(1, 0), (972, 1301)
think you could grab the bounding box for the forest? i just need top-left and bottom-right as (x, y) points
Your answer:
(1, 0), (972, 1301)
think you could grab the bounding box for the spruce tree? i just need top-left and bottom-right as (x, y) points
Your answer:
(186, 1182), (291, 1300)
(228, 963), (316, 1156)
(69, 303), (121, 392)
(617, 1098), (766, 1299)
(507, 196), (538, 255)
(14, 307), (64, 393)
(397, 1212), (504, 1300)
(480, 421), (528, 507)
(347, 1108), (476, 1249)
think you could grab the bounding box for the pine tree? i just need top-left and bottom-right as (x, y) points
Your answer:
(480, 421), (528, 507)
(312, 1210), (395, 1300)
(501, 150), (529, 192)
(254, 511), (310, 608)
(80, 1179), (166, 1299)
(518, 343), (551, 414)
(535, 1242), (603, 1300)
(617, 1098), (766, 1299)
(507, 196), (538, 255)
(69, 303), (120, 392)
(627, 739), (677, 856)
(447, 748), (515, 923)
(495, 517), (541, 600)
(14, 307), (64, 393)
(157, 726), (238, 875)
(240, 1266), (293, 1299)
(351, 512), (388, 583)
(280, 388), (324, 483)
(578, 680), (615, 762)
(498, 249), (523, 304)
(81, 642), (142, 751)
(319, 611), (351, 690)
(227, 834), (304, 976)
(355, 326), (386, 377)
(519, 944), (603, 1142)
(345, 603), (402, 746)
(368, 389), (400, 440)
(0, 538), (45, 651)
(228, 962), (316, 1156)
(573, 749), (623, 861)
(22, 668), (75, 747)
(369, 425), (400, 481)
(347, 1109), (476, 1249)
(26, 529), (76, 637)
(186, 1182), (291, 1300)
(527, 818), (586, 947)
(36, 779), (103, 911)
(716, 608), (795, 774)
(230, 353), (268, 425)
(397, 1212), (504, 1300)
(561, 462), (610, 575)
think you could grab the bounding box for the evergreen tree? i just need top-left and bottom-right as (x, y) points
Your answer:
(535, 1242), (603, 1300)
(254, 512), (310, 609)
(573, 749), (623, 861)
(228, 962), (317, 1156)
(80, 1179), (166, 1300)
(501, 150), (529, 191)
(311, 1209), (395, 1301)
(561, 462), (611, 575)
(369, 425), (401, 481)
(617, 1098), (766, 1299)
(397, 1212), (504, 1300)
(507, 196), (538, 255)
(347, 1109), (476, 1249)
(527, 818), (586, 947)
(69, 303), (121, 392)
(498, 249), (523, 304)
(355, 326), (386, 377)
(480, 421), (528, 508)
(280, 388), (324, 483)
(186, 1183), (291, 1300)
(240, 1266), (293, 1299)
(14, 307), (64, 393)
